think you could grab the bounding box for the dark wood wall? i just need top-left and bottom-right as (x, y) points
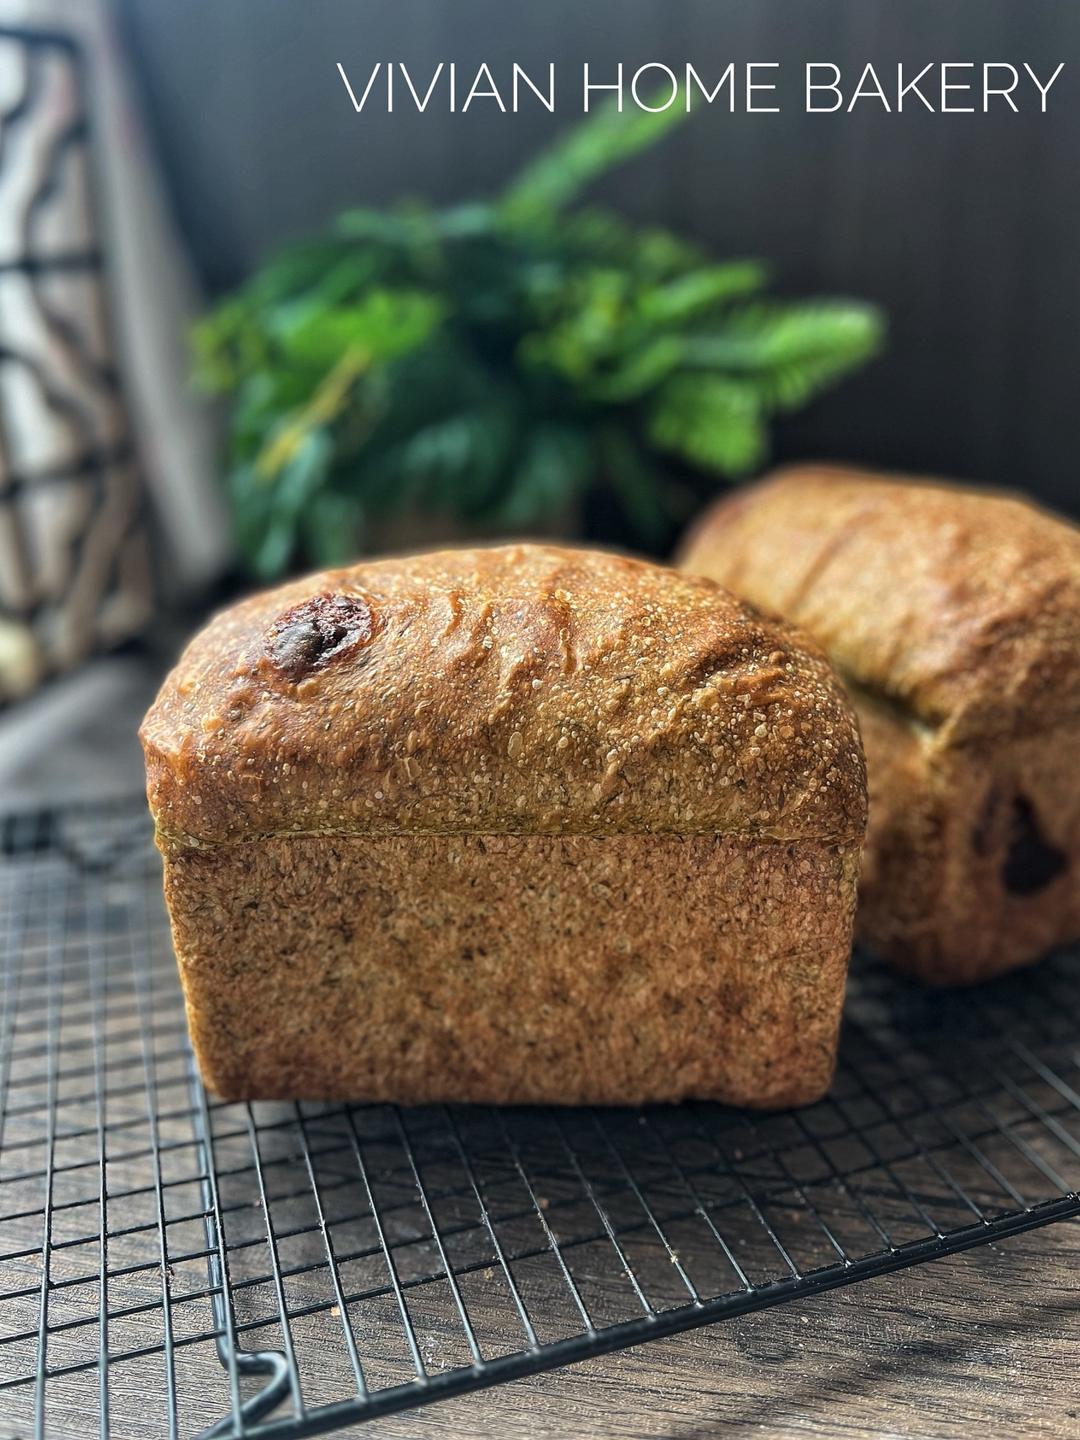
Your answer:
(120, 0), (1080, 515)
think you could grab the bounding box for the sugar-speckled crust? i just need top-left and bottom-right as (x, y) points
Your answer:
(680, 468), (1080, 983)
(143, 543), (868, 1108)
(142, 544), (866, 846)
(164, 832), (861, 1109)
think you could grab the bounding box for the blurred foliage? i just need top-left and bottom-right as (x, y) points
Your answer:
(194, 100), (884, 578)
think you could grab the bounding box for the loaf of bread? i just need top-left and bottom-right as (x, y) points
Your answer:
(680, 467), (1080, 984)
(141, 543), (867, 1108)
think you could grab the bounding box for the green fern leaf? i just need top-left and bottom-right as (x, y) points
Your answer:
(271, 288), (446, 371)
(582, 336), (684, 402)
(682, 302), (885, 409)
(648, 375), (767, 475)
(228, 427), (334, 577)
(638, 262), (768, 325)
(499, 96), (688, 228)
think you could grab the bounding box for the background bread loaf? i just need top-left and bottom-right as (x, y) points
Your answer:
(680, 468), (1080, 983)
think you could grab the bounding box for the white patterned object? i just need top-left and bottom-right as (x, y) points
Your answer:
(0, 2), (226, 703)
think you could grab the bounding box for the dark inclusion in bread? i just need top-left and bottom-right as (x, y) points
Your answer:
(264, 593), (377, 682)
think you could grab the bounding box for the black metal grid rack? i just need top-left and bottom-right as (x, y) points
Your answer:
(1, 799), (1078, 1440)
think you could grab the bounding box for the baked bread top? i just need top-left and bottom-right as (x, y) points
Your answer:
(142, 543), (866, 846)
(680, 468), (1080, 744)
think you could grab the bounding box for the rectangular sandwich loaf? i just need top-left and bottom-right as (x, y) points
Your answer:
(680, 468), (1080, 984)
(141, 544), (867, 1107)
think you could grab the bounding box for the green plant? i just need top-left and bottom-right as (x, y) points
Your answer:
(194, 101), (883, 579)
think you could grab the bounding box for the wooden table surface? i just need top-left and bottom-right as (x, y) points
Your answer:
(4, 1199), (1076, 1439)
(2, 658), (1078, 1440)
(361, 1221), (1080, 1438)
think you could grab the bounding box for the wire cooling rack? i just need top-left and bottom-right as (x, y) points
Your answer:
(1, 800), (1078, 1440)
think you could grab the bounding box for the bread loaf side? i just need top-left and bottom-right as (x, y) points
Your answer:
(143, 544), (867, 1105)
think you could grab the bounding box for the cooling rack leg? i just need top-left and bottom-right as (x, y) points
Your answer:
(188, 1066), (293, 1438)
(195, 1349), (293, 1440)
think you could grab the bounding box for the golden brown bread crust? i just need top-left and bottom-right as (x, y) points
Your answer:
(680, 467), (1080, 983)
(142, 544), (866, 846)
(680, 467), (1080, 743)
(142, 543), (868, 1108)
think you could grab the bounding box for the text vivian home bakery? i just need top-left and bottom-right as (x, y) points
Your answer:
(336, 59), (1066, 116)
